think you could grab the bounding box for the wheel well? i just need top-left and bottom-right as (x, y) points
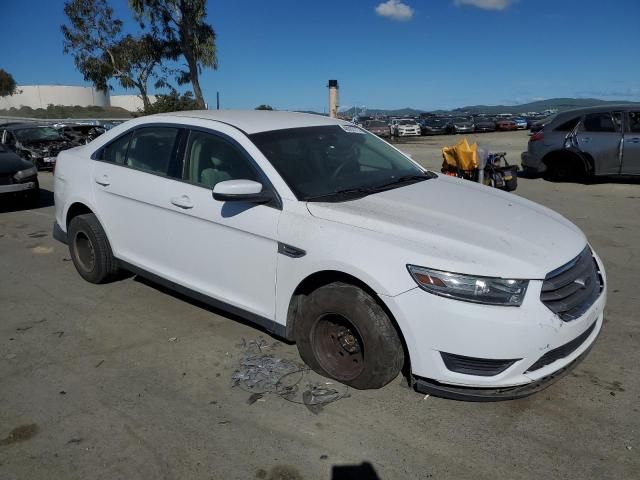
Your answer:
(542, 150), (592, 175)
(66, 202), (93, 228)
(285, 270), (411, 378)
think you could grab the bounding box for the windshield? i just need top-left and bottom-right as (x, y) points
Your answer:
(452, 117), (470, 123)
(14, 127), (62, 142)
(366, 121), (387, 127)
(250, 125), (428, 201)
(398, 119), (417, 125)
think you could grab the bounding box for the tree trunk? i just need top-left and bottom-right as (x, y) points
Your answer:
(185, 49), (205, 109)
(136, 82), (151, 111)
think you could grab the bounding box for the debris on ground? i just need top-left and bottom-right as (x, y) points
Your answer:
(231, 336), (350, 413)
(168, 337), (177, 342)
(95, 360), (104, 368)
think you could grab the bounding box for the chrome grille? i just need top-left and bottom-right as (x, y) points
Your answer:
(540, 247), (603, 321)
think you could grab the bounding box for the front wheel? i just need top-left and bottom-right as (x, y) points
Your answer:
(67, 213), (119, 284)
(294, 282), (404, 389)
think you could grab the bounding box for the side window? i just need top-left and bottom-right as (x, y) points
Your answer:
(554, 117), (580, 132)
(126, 127), (180, 175)
(581, 113), (616, 133)
(612, 112), (623, 131)
(99, 132), (131, 164)
(627, 112), (640, 133)
(185, 131), (258, 188)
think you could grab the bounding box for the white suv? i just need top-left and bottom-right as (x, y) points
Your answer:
(53, 111), (606, 400)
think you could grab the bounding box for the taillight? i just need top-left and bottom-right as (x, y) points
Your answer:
(530, 131), (544, 142)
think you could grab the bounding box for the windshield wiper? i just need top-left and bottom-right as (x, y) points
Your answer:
(370, 172), (433, 192)
(304, 187), (376, 203)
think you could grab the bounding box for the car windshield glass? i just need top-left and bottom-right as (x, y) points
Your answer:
(366, 121), (387, 127)
(398, 120), (416, 125)
(14, 127), (62, 142)
(250, 125), (430, 201)
(452, 117), (469, 123)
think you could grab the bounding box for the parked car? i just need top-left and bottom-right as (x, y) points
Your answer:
(496, 119), (518, 131)
(521, 105), (640, 178)
(0, 124), (76, 169)
(55, 124), (106, 146)
(0, 143), (39, 205)
(54, 110), (606, 400)
(390, 118), (421, 137)
(450, 117), (475, 134)
(513, 118), (528, 130)
(419, 118), (448, 135)
(529, 116), (551, 134)
(364, 120), (391, 138)
(473, 117), (497, 133)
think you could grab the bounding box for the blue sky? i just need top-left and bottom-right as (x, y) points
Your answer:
(3, 0), (639, 111)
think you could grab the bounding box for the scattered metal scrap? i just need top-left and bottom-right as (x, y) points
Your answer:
(231, 337), (350, 413)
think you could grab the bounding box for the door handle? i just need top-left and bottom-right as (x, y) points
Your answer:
(170, 195), (194, 209)
(94, 175), (110, 186)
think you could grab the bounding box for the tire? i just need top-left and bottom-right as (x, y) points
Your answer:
(67, 213), (119, 284)
(294, 282), (404, 389)
(543, 155), (586, 182)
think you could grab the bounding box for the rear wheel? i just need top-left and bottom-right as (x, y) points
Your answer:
(294, 282), (404, 389)
(68, 214), (119, 283)
(544, 154), (587, 181)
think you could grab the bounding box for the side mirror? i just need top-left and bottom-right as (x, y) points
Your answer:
(212, 179), (272, 203)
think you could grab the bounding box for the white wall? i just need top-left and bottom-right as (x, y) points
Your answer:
(0, 85), (110, 109)
(110, 94), (157, 112)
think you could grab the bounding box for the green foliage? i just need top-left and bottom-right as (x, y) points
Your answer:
(255, 105), (274, 111)
(129, 0), (217, 109)
(62, 0), (171, 109)
(0, 105), (133, 119)
(139, 91), (200, 115)
(0, 69), (18, 97)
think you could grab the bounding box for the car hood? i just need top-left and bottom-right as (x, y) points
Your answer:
(0, 151), (34, 174)
(398, 124), (419, 128)
(306, 175), (586, 279)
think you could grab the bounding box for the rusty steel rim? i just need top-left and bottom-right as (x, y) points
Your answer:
(312, 313), (364, 381)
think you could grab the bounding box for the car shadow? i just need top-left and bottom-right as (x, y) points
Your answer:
(132, 275), (292, 342)
(0, 187), (54, 214)
(517, 170), (640, 185)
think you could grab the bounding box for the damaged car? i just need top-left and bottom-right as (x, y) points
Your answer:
(522, 105), (640, 179)
(54, 111), (606, 400)
(0, 143), (39, 205)
(1, 124), (75, 169)
(55, 124), (106, 146)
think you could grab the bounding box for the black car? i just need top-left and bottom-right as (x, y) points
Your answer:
(419, 118), (449, 135)
(0, 144), (39, 205)
(474, 117), (497, 132)
(0, 124), (75, 169)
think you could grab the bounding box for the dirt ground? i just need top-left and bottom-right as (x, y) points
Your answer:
(1, 130), (639, 480)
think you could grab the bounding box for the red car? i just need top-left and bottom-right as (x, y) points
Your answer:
(496, 119), (518, 131)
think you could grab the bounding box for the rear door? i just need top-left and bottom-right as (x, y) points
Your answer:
(92, 125), (185, 273)
(622, 111), (640, 175)
(576, 112), (622, 175)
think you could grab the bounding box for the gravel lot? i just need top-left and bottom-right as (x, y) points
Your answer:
(1, 130), (638, 480)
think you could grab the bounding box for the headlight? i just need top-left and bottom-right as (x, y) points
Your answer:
(14, 166), (38, 181)
(407, 265), (528, 306)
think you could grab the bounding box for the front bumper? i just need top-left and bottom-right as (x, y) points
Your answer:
(381, 253), (606, 399)
(0, 181), (37, 194)
(398, 129), (421, 137)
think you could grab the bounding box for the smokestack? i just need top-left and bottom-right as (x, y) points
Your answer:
(327, 80), (339, 118)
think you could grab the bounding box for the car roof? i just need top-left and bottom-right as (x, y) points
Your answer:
(3, 123), (54, 131)
(551, 104), (640, 123)
(148, 110), (350, 134)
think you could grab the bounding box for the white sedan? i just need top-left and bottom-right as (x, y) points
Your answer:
(53, 111), (606, 400)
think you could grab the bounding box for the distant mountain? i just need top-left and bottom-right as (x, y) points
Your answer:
(445, 98), (640, 115)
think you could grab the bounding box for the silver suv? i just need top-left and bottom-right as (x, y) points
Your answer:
(521, 105), (640, 179)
